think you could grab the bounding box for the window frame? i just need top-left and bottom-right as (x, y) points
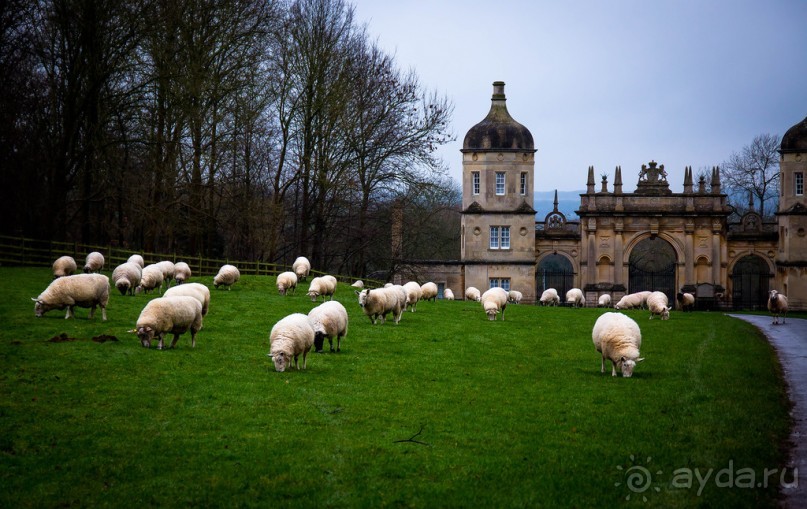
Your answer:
(489, 278), (511, 291)
(495, 172), (505, 195)
(796, 171), (804, 196)
(472, 171), (480, 195)
(520, 172), (527, 195)
(489, 225), (511, 250)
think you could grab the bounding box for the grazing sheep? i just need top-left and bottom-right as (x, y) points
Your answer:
(598, 294), (612, 308)
(52, 256), (77, 279)
(647, 291), (671, 320)
(173, 261), (192, 284)
(351, 280), (364, 289)
(155, 261), (176, 287)
(676, 292), (695, 312)
(508, 290), (523, 304)
(164, 282), (210, 316)
(768, 290), (789, 325)
(481, 287), (509, 321)
(592, 312), (644, 377)
(465, 286), (481, 302)
(213, 264), (240, 290)
(403, 281), (422, 312)
(111, 262), (142, 296)
(137, 264), (164, 294)
(355, 286), (405, 325)
(292, 256), (311, 282)
(308, 301), (348, 353)
(83, 251), (105, 273)
(268, 313), (315, 372)
(539, 288), (560, 306)
(566, 288), (585, 308)
(32, 273), (110, 320)
(444, 288), (455, 300)
(614, 293), (643, 310)
(135, 296), (203, 349)
(307, 275), (336, 302)
(127, 254), (145, 268)
(420, 282), (439, 303)
(636, 291), (653, 309)
(276, 271), (298, 296)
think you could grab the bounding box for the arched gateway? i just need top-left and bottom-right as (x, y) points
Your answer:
(628, 237), (677, 302)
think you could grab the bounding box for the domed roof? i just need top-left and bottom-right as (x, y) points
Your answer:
(780, 116), (807, 153)
(462, 82), (535, 152)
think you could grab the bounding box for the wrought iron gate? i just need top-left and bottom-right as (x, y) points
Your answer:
(537, 270), (575, 301)
(628, 263), (676, 303)
(730, 256), (772, 310)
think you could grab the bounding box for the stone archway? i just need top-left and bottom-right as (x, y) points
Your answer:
(628, 237), (677, 302)
(730, 255), (772, 310)
(537, 253), (575, 299)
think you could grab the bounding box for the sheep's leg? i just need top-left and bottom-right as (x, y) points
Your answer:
(190, 329), (197, 348)
(601, 356), (606, 374)
(336, 336), (341, 353)
(170, 333), (180, 348)
(328, 338), (334, 352)
(611, 362), (618, 377)
(88, 305), (96, 319)
(302, 349), (308, 369)
(64, 306), (73, 319)
(100, 305), (107, 321)
(157, 333), (165, 350)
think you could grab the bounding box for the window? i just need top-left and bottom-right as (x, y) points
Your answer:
(489, 226), (510, 249)
(520, 172), (527, 195)
(472, 171), (480, 195)
(796, 172), (804, 196)
(496, 172), (505, 195)
(489, 278), (511, 291)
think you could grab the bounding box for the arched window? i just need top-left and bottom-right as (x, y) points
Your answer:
(597, 255), (611, 283)
(628, 237), (676, 302)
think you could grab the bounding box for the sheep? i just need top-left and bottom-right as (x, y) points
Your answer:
(213, 264), (240, 290)
(598, 294), (612, 308)
(32, 273), (110, 320)
(276, 271), (298, 296)
(592, 312), (644, 377)
(465, 286), (481, 302)
(636, 290), (653, 309)
(676, 292), (695, 312)
(566, 288), (585, 308)
(137, 264), (164, 294)
(768, 290), (789, 325)
(444, 288), (455, 300)
(355, 286), (405, 325)
(155, 261), (176, 287)
(308, 301), (348, 353)
(173, 261), (192, 284)
(164, 282), (210, 316)
(83, 251), (105, 273)
(307, 275), (336, 302)
(351, 280), (364, 289)
(539, 288), (560, 306)
(614, 293), (643, 310)
(508, 290), (523, 304)
(647, 291), (671, 320)
(135, 296), (203, 349)
(481, 287), (509, 321)
(292, 256), (311, 282)
(52, 256), (77, 279)
(127, 254), (145, 268)
(403, 281), (422, 312)
(420, 282), (439, 302)
(111, 261), (142, 296)
(268, 313), (315, 372)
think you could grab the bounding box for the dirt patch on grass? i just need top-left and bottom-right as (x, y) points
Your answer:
(92, 335), (118, 343)
(48, 333), (78, 343)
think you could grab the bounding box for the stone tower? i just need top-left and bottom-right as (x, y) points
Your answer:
(460, 82), (537, 301)
(777, 116), (807, 307)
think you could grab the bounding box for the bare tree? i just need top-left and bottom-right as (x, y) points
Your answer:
(721, 133), (780, 219)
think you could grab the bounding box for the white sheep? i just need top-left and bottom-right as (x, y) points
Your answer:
(566, 288), (585, 307)
(268, 313), (315, 372)
(213, 264), (240, 290)
(307, 275), (336, 302)
(111, 261), (142, 296)
(164, 282), (210, 316)
(355, 286), (405, 325)
(465, 286), (481, 302)
(539, 288), (560, 306)
(52, 256), (77, 278)
(137, 264), (164, 294)
(403, 281), (422, 312)
(614, 293), (642, 310)
(127, 254), (145, 268)
(636, 290), (653, 309)
(173, 262), (192, 284)
(592, 312), (644, 377)
(351, 280), (364, 289)
(647, 291), (671, 320)
(83, 251), (105, 273)
(420, 282), (439, 302)
(276, 271), (298, 296)
(481, 287), (509, 321)
(292, 256), (311, 281)
(598, 294), (612, 308)
(308, 301), (348, 353)
(135, 296), (203, 349)
(155, 261), (176, 287)
(768, 290), (789, 325)
(32, 273), (110, 320)
(444, 288), (455, 300)
(508, 290), (523, 304)
(676, 292), (694, 312)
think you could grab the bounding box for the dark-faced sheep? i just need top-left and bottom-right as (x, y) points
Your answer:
(768, 290), (788, 325)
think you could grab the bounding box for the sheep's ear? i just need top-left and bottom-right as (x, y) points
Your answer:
(354, 290), (360, 296)
(31, 298), (38, 302)
(636, 358), (645, 363)
(620, 356), (627, 363)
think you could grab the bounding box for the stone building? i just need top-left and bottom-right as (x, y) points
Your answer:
(408, 82), (806, 310)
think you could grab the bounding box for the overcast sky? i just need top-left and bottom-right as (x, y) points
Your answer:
(351, 0), (807, 192)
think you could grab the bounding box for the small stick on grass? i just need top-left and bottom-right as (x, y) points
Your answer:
(394, 424), (430, 446)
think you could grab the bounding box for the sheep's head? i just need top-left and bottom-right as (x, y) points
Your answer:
(136, 326), (155, 348)
(619, 356), (644, 377)
(356, 289), (369, 308)
(313, 331), (326, 353)
(31, 298), (49, 317)
(308, 291), (319, 302)
(484, 303), (499, 321)
(269, 352), (288, 372)
(116, 280), (131, 296)
(661, 307), (671, 320)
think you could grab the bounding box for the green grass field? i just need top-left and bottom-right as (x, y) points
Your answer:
(0, 267), (794, 507)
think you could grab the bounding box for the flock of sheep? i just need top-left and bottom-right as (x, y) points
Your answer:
(32, 252), (791, 378)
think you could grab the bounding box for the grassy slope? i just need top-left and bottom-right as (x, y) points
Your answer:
(0, 267), (792, 508)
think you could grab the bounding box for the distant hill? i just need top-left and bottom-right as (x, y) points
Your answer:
(533, 190), (582, 221)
